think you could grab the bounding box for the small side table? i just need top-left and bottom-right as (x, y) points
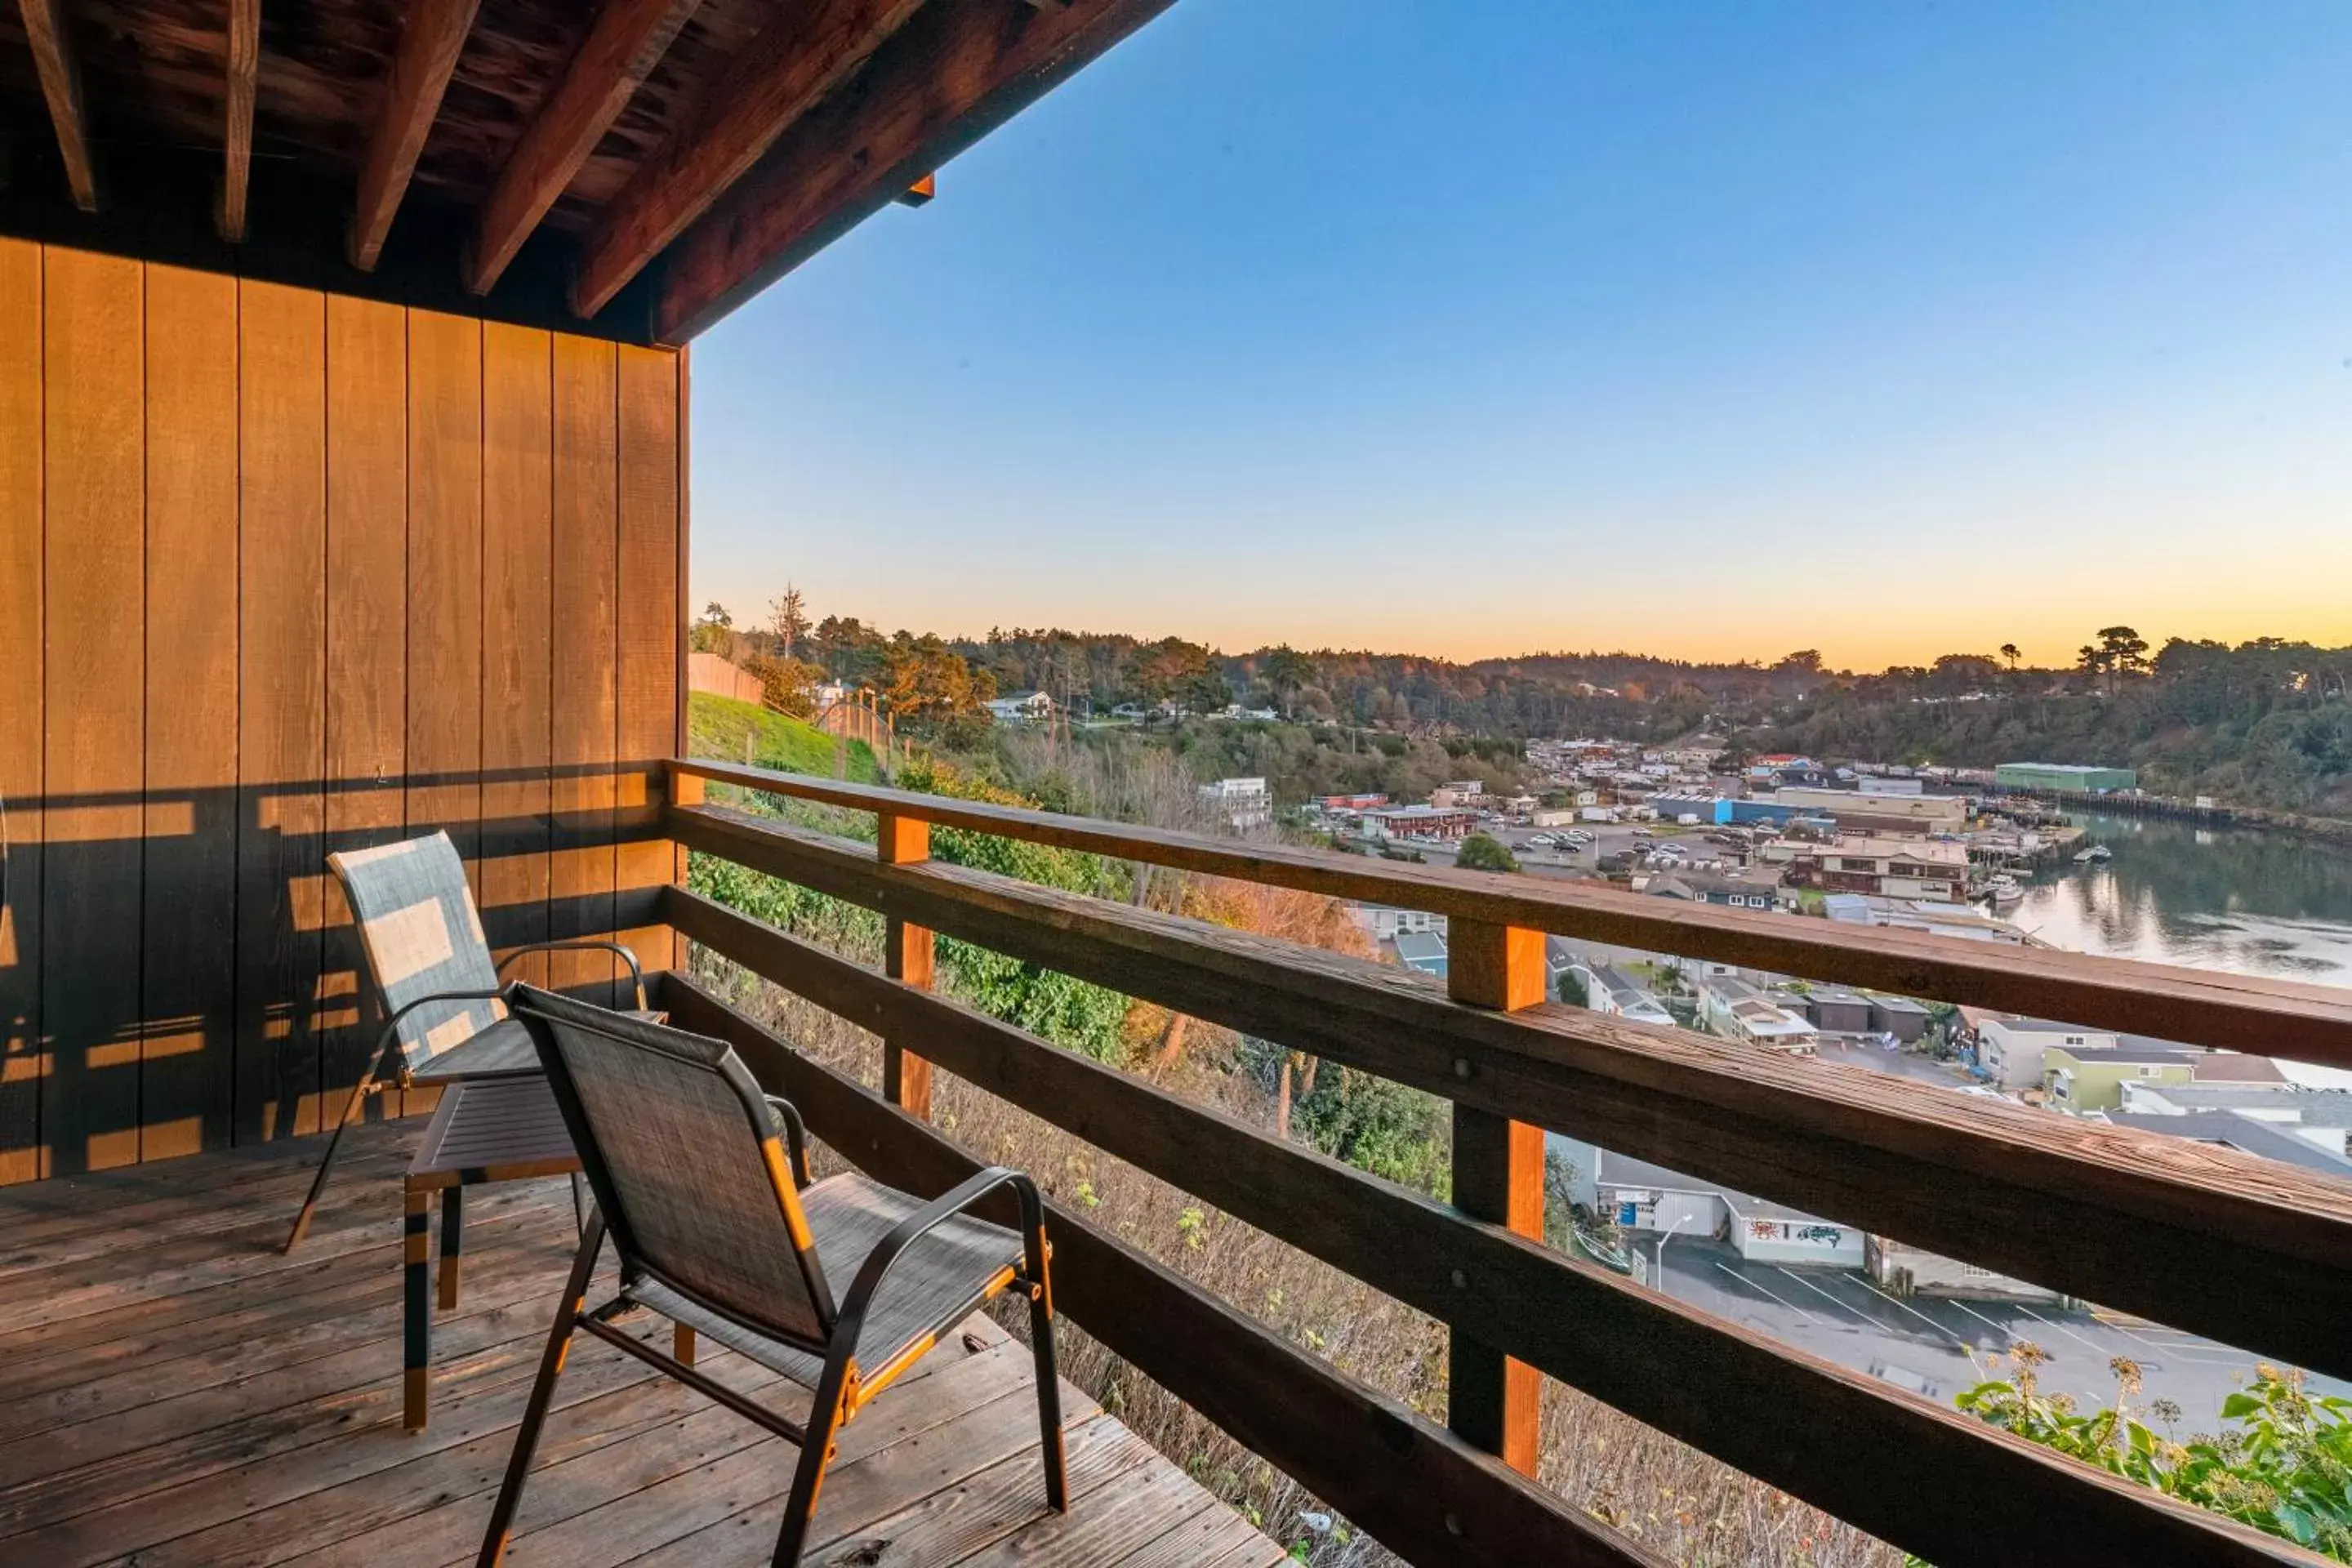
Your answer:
(403, 1074), (580, 1431)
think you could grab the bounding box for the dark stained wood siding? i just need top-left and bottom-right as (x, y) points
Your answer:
(0, 241), (686, 1181)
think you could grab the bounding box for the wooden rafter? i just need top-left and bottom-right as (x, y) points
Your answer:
(218, 0), (261, 240)
(19, 0), (98, 211)
(464, 0), (706, 296)
(349, 0), (483, 270)
(651, 0), (1174, 342)
(568, 0), (929, 319)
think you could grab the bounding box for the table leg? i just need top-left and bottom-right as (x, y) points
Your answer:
(405, 1186), (432, 1432)
(438, 1187), (464, 1311)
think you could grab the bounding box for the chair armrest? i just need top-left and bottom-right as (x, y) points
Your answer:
(494, 941), (648, 1010)
(762, 1094), (815, 1187)
(831, 1167), (1045, 1352)
(372, 987), (508, 1085)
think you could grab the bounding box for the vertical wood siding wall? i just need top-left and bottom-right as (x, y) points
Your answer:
(0, 239), (686, 1182)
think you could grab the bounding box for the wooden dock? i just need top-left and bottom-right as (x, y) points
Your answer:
(0, 1121), (1284, 1568)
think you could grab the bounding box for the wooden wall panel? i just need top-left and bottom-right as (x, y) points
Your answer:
(323, 296), (410, 1106)
(42, 247), (145, 1177)
(0, 246), (686, 1181)
(406, 312), (485, 892)
(0, 239), (44, 1183)
(550, 336), (621, 1005)
(141, 265), (241, 1160)
(480, 323), (554, 983)
(236, 280), (330, 1143)
(614, 344), (682, 974)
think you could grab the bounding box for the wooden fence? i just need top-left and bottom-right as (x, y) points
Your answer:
(662, 755), (2351, 1568)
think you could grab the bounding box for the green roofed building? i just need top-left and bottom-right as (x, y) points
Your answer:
(1994, 762), (2138, 794)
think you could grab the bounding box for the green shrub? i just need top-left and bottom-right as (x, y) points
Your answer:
(1955, 1347), (2352, 1560)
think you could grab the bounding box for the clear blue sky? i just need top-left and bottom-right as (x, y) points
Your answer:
(689, 1), (2352, 670)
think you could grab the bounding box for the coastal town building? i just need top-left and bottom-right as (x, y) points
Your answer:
(1698, 977), (1819, 1054)
(1198, 777), (1272, 829)
(1568, 960), (1676, 1027)
(985, 689), (1057, 723)
(1361, 804), (1482, 840)
(1786, 837), (1968, 901)
(1770, 787), (1968, 838)
(1994, 762), (2140, 794)
(1976, 1018), (2121, 1090)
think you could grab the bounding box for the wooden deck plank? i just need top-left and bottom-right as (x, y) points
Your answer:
(42, 1337), (731, 1566)
(483, 1343), (1084, 1568)
(773, 1413), (1158, 1568)
(0, 1127), (1277, 1568)
(0, 1158), (545, 1334)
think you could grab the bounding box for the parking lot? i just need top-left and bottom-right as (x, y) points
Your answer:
(1646, 1236), (2343, 1418)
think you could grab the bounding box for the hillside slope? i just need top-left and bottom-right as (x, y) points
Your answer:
(686, 691), (880, 782)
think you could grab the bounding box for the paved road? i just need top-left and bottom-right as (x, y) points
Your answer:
(1645, 1236), (2345, 1418)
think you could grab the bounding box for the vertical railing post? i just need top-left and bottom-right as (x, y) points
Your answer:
(1446, 915), (1546, 1475)
(878, 810), (934, 1119)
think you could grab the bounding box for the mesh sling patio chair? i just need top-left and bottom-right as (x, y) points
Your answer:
(283, 831), (650, 1252)
(479, 983), (1067, 1568)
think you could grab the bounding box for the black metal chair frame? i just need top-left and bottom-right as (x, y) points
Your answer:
(283, 942), (646, 1253)
(479, 985), (1066, 1568)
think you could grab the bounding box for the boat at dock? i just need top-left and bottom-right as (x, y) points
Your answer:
(2074, 844), (2112, 863)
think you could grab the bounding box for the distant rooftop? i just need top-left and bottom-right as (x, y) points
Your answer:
(2106, 1112), (2352, 1178)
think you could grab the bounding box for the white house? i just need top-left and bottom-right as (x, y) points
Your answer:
(985, 690), (1054, 723)
(1553, 1140), (1863, 1268)
(1724, 1194), (1864, 1267)
(1698, 977), (1818, 1054)
(1197, 776), (1272, 830)
(1352, 904), (1446, 943)
(1976, 1017), (2118, 1091)
(1569, 959), (1674, 1027)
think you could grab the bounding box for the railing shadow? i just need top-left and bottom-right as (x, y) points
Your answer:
(0, 763), (673, 1179)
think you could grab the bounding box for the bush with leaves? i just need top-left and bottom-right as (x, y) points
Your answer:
(1453, 831), (1521, 874)
(688, 753), (1130, 1062)
(1954, 1344), (2352, 1559)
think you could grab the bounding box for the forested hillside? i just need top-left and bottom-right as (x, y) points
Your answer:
(1759, 637), (2352, 814)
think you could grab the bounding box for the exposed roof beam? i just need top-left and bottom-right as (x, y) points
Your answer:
(568, 0), (929, 319)
(652, 0), (1175, 343)
(19, 0), (97, 211)
(217, 0), (260, 240)
(348, 0), (482, 270)
(464, 0), (705, 296)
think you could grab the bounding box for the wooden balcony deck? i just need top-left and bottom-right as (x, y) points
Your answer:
(0, 1121), (1283, 1568)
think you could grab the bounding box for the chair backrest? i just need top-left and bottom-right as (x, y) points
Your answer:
(329, 832), (502, 1074)
(507, 983), (836, 1347)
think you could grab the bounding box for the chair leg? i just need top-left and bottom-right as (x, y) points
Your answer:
(673, 1323), (696, 1368)
(1027, 1272), (1069, 1512)
(283, 1077), (372, 1254)
(771, 1357), (851, 1568)
(404, 1188), (433, 1432)
(438, 1187), (464, 1312)
(477, 1213), (606, 1568)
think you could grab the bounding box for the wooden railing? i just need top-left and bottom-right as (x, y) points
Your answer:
(662, 756), (2352, 1568)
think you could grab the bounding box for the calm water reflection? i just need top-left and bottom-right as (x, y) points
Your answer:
(2010, 812), (2352, 989)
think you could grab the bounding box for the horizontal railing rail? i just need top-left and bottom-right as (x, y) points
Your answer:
(665, 887), (2316, 1568)
(670, 756), (2352, 1067)
(669, 798), (2352, 1379)
(663, 757), (2350, 1567)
